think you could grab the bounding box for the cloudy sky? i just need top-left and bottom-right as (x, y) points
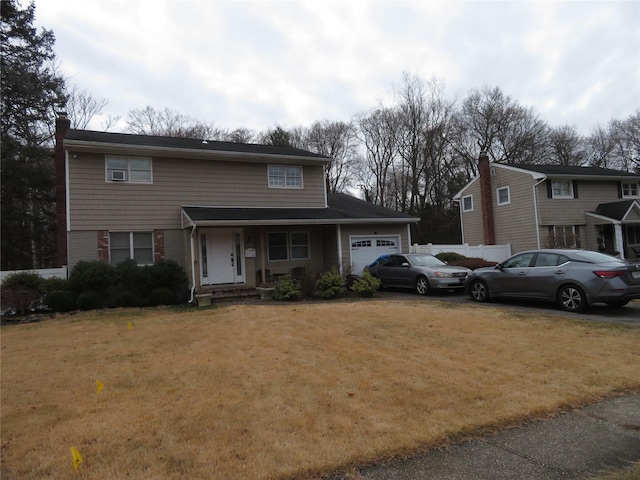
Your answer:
(34, 0), (639, 136)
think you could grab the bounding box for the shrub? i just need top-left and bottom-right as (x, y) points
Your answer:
(350, 271), (381, 297)
(147, 260), (189, 304)
(149, 287), (174, 306)
(116, 291), (136, 308)
(315, 268), (345, 299)
(76, 291), (104, 310)
(435, 252), (467, 263)
(44, 290), (75, 312)
(0, 272), (45, 313)
(69, 261), (114, 296)
(273, 274), (301, 301)
(42, 277), (70, 294)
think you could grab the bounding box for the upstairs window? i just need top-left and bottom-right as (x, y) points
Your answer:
(497, 186), (510, 205)
(106, 156), (152, 183)
(622, 182), (639, 198)
(268, 165), (303, 188)
(462, 195), (473, 212)
(551, 181), (573, 198)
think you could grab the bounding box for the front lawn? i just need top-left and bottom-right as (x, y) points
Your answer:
(2, 301), (639, 479)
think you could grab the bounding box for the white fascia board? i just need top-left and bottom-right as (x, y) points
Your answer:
(183, 218), (419, 228)
(453, 175), (479, 200)
(585, 211), (622, 224)
(494, 163), (547, 180)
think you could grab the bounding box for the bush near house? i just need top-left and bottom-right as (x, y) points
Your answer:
(315, 268), (345, 299)
(1, 260), (189, 315)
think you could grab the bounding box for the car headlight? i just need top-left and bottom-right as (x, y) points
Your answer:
(433, 271), (453, 278)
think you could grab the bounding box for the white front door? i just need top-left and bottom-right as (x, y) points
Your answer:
(199, 228), (245, 285)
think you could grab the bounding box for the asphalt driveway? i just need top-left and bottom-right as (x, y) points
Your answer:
(374, 289), (640, 326)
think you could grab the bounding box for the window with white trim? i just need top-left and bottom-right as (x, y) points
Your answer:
(268, 165), (302, 188)
(110, 232), (153, 265)
(622, 182), (639, 198)
(290, 232), (310, 259)
(267, 231), (310, 261)
(549, 226), (580, 248)
(462, 195), (473, 212)
(497, 186), (510, 205)
(552, 181), (572, 198)
(106, 156), (152, 183)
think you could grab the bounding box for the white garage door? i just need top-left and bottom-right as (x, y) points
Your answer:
(350, 235), (400, 276)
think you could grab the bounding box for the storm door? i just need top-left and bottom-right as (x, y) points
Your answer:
(199, 228), (245, 285)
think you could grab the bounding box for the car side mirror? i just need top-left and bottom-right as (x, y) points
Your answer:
(401, 262), (410, 268)
(496, 263), (504, 270)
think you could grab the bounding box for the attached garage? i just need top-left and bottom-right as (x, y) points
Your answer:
(349, 235), (400, 276)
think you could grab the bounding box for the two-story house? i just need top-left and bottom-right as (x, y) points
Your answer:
(54, 114), (418, 294)
(453, 152), (640, 259)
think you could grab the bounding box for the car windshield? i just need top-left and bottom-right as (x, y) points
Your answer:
(409, 255), (446, 267)
(569, 251), (625, 264)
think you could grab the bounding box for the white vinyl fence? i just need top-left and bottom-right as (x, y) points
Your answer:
(410, 243), (512, 263)
(0, 266), (68, 285)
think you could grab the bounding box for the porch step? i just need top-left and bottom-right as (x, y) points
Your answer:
(196, 284), (259, 303)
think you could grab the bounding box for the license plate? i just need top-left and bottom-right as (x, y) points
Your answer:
(632, 271), (640, 279)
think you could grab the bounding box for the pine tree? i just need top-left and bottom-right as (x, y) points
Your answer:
(1, 0), (67, 269)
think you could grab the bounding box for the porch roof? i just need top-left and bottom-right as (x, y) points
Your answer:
(586, 200), (640, 223)
(181, 193), (419, 227)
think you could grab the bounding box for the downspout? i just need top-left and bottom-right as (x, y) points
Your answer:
(336, 224), (343, 275)
(189, 225), (197, 304)
(532, 177), (546, 249)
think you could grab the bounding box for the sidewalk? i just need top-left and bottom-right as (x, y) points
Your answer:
(354, 394), (640, 480)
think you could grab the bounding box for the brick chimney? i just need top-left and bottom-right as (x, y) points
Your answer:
(478, 151), (495, 245)
(55, 112), (71, 267)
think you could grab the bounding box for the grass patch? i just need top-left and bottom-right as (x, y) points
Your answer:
(2, 301), (640, 479)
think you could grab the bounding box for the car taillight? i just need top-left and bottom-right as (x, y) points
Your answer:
(593, 270), (625, 279)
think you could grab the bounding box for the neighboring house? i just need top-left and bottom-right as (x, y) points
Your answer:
(53, 114), (418, 292)
(453, 152), (640, 259)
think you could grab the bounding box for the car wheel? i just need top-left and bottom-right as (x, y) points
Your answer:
(558, 284), (587, 313)
(415, 276), (430, 295)
(469, 279), (489, 302)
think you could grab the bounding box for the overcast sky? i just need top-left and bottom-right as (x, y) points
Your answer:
(34, 0), (639, 136)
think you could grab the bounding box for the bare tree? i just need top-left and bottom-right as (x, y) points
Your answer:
(586, 124), (614, 168)
(302, 120), (359, 193)
(64, 86), (110, 129)
(126, 106), (219, 139)
(355, 107), (401, 207)
(610, 110), (640, 172)
(548, 125), (587, 166)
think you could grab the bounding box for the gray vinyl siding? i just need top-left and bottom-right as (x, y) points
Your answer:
(68, 231), (100, 266)
(163, 230), (185, 268)
(536, 180), (622, 225)
(459, 179), (484, 246)
(68, 153), (327, 231)
(491, 168), (539, 252)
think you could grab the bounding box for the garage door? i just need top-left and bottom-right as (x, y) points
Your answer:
(350, 235), (400, 276)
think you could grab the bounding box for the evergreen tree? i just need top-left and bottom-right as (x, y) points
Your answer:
(1, 0), (66, 269)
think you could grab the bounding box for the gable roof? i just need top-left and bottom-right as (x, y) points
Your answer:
(592, 200), (640, 221)
(64, 129), (332, 164)
(504, 163), (639, 179)
(181, 193), (419, 227)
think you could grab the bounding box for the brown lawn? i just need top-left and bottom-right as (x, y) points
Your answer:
(1, 300), (639, 479)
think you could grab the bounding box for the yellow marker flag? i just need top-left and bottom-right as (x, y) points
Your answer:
(127, 321), (134, 330)
(70, 446), (83, 470)
(96, 379), (104, 394)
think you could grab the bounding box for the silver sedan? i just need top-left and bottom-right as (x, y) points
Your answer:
(465, 249), (640, 312)
(366, 254), (471, 295)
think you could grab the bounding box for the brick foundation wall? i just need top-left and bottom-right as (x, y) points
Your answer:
(97, 230), (110, 263)
(154, 230), (165, 262)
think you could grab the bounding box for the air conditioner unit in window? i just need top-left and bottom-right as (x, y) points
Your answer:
(110, 170), (126, 181)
